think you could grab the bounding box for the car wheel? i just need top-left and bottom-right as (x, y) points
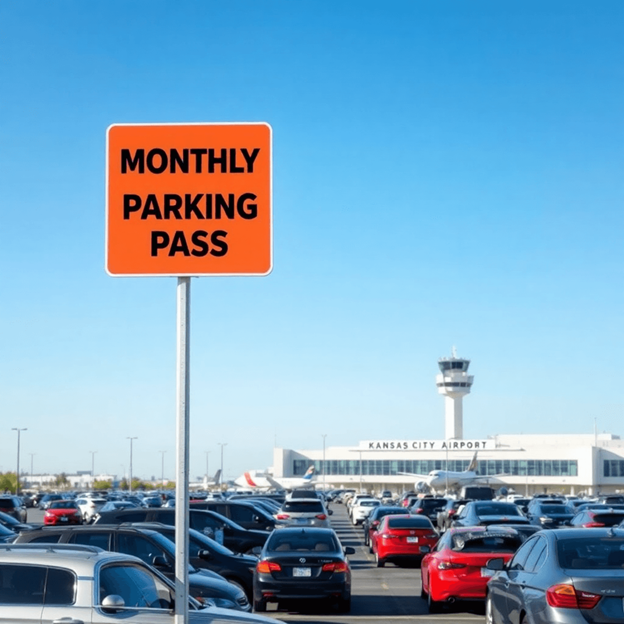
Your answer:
(337, 596), (351, 613)
(375, 551), (385, 568)
(427, 582), (443, 613)
(253, 599), (266, 612)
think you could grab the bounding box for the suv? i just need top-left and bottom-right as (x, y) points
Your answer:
(0, 543), (279, 624)
(274, 498), (331, 528)
(408, 497), (448, 523)
(13, 525), (251, 611)
(93, 507), (269, 555)
(189, 501), (275, 532)
(0, 496), (27, 523)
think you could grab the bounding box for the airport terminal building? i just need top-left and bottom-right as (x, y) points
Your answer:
(271, 353), (624, 497)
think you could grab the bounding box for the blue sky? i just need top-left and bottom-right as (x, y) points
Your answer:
(0, 1), (622, 483)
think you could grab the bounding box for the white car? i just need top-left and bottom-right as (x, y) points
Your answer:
(74, 497), (108, 523)
(351, 498), (381, 525)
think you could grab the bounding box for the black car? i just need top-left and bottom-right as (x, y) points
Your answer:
(13, 525), (251, 611)
(526, 502), (574, 529)
(253, 526), (355, 613)
(362, 506), (411, 547)
(436, 498), (470, 532)
(189, 500), (276, 532)
(0, 496), (27, 522)
(131, 522), (257, 599)
(94, 507), (269, 555)
(0, 509), (33, 533)
(407, 497), (448, 523)
(452, 500), (530, 528)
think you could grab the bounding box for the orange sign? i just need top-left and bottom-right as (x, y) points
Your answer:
(106, 123), (272, 276)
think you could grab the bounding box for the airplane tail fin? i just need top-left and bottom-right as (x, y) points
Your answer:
(303, 465), (315, 480)
(213, 469), (222, 485)
(467, 451), (479, 472)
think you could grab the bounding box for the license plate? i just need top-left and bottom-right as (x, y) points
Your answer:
(60, 517), (68, 522)
(481, 567), (495, 577)
(293, 567), (311, 577)
(406, 537), (419, 543)
(296, 518), (308, 524)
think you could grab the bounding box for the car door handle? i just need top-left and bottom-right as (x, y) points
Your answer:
(53, 618), (84, 624)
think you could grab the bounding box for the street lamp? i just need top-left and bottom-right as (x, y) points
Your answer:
(205, 451), (210, 481)
(12, 428), (27, 496)
(218, 443), (227, 491)
(127, 437), (138, 493)
(321, 434), (327, 491)
(29, 453), (35, 480)
(160, 450), (166, 487)
(90, 451), (97, 483)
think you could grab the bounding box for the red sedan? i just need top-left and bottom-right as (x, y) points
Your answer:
(44, 500), (83, 525)
(420, 526), (523, 613)
(370, 514), (438, 567)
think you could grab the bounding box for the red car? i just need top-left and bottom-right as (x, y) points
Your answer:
(370, 514), (438, 567)
(43, 500), (83, 525)
(420, 526), (523, 613)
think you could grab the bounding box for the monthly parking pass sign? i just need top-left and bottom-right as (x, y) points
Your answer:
(106, 122), (272, 276)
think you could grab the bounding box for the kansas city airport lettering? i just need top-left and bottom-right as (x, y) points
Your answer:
(121, 147), (260, 174)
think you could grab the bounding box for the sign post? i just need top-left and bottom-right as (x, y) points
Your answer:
(106, 123), (272, 624)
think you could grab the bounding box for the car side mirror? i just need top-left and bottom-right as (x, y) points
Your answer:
(343, 546), (356, 555)
(328, 509), (333, 515)
(486, 557), (505, 571)
(198, 549), (212, 560)
(151, 555), (169, 569)
(102, 594), (126, 613)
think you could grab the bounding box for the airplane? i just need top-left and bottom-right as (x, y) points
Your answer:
(189, 469), (221, 491)
(400, 452), (507, 493)
(234, 465), (316, 491)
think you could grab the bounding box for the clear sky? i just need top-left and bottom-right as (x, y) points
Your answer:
(0, 1), (622, 484)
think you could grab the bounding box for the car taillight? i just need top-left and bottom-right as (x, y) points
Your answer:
(322, 561), (348, 573)
(381, 533), (400, 539)
(424, 533), (438, 539)
(414, 508), (424, 514)
(44, 511), (52, 517)
(372, 520), (380, 527)
(448, 510), (456, 517)
(276, 514), (290, 519)
(437, 561), (467, 570)
(584, 522), (604, 528)
(315, 514), (327, 520)
(257, 561), (282, 573)
(546, 584), (601, 609)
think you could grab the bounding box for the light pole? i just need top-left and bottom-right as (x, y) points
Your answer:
(12, 428), (27, 496)
(127, 437), (138, 493)
(218, 443), (227, 491)
(160, 450), (166, 487)
(321, 434), (327, 491)
(205, 451), (210, 480)
(90, 451), (97, 483)
(29, 453), (35, 480)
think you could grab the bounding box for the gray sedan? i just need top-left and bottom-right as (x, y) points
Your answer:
(485, 527), (624, 623)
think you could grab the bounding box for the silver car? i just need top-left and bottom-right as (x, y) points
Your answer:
(0, 543), (281, 624)
(274, 498), (331, 528)
(485, 527), (624, 623)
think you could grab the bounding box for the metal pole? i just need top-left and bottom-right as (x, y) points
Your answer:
(160, 451), (166, 487)
(30, 453), (35, 480)
(90, 451), (97, 482)
(219, 443), (227, 492)
(359, 450), (363, 492)
(205, 451), (210, 480)
(175, 277), (191, 624)
(127, 437), (137, 492)
(12, 428), (26, 496)
(322, 434), (327, 491)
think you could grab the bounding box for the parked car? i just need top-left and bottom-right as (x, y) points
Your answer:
(436, 499), (470, 532)
(274, 498), (331, 528)
(363, 506), (410, 548)
(485, 528), (624, 624)
(43, 500), (83, 525)
(141, 495), (163, 508)
(0, 524), (16, 543)
(190, 501), (276, 532)
(133, 522), (258, 599)
(0, 510), (33, 533)
(253, 526), (354, 613)
(98, 500), (139, 513)
(75, 496), (108, 523)
(421, 526), (523, 613)
(452, 501), (530, 528)
(0, 543), (282, 624)
(94, 507), (270, 555)
(526, 502), (574, 529)
(0, 496), (28, 522)
(568, 509), (624, 528)
(408, 497), (448, 524)
(350, 498), (380, 525)
(37, 493), (65, 510)
(13, 525), (251, 611)
(370, 514), (438, 567)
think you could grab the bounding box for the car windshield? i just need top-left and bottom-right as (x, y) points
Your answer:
(451, 533), (522, 553)
(558, 537), (624, 569)
(475, 504), (520, 516)
(282, 501), (323, 513)
(387, 517), (432, 529)
(540, 505), (570, 514)
(268, 533), (338, 552)
(49, 501), (78, 510)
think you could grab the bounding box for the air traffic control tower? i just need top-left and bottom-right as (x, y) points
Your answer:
(436, 349), (474, 439)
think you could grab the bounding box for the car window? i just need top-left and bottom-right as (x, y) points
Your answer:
(508, 537), (539, 571)
(71, 532), (112, 550)
(118, 534), (168, 566)
(557, 536), (624, 569)
(523, 537), (547, 573)
(230, 506), (256, 523)
(44, 568), (76, 605)
(451, 534), (521, 553)
(268, 533), (338, 552)
(24, 533), (62, 544)
(282, 501), (324, 513)
(0, 564), (46, 604)
(98, 563), (173, 609)
(387, 517), (433, 529)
